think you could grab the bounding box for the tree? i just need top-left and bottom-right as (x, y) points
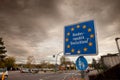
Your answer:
(60, 56), (75, 70)
(0, 37), (7, 61)
(92, 58), (97, 68)
(4, 57), (16, 70)
(26, 56), (35, 68)
(60, 56), (66, 65)
(0, 61), (5, 67)
(40, 60), (48, 68)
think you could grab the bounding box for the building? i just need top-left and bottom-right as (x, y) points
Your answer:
(101, 53), (120, 68)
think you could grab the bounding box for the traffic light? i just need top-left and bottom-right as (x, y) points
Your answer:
(0, 37), (7, 60)
(53, 55), (55, 58)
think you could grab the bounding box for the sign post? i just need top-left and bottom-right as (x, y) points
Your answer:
(76, 56), (88, 80)
(76, 56), (88, 70)
(64, 20), (97, 80)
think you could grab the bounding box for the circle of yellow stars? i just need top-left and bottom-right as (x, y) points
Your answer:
(66, 24), (94, 54)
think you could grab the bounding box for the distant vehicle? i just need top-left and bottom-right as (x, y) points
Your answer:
(20, 68), (30, 73)
(31, 68), (39, 73)
(0, 68), (8, 80)
(42, 68), (54, 71)
(20, 68), (39, 73)
(86, 67), (94, 73)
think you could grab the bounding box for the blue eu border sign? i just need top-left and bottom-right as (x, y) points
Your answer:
(64, 20), (98, 56)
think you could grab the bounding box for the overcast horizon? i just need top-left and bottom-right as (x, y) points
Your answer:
(0, 0), (120, 64)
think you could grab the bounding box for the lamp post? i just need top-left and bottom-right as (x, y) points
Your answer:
(115, 37), (120, 54)
(53, 51), (63, 72)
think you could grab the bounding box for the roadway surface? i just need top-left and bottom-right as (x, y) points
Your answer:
(8, 70), (89, 80)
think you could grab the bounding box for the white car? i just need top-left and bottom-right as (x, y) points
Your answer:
(20, 68), (30, 73)
(0, 68), (8, 80)
(31, 68), (39, 73)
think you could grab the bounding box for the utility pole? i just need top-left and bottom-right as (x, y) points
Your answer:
(53, 51), (63, 72)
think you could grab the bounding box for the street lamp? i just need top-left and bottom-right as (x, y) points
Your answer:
(53, 51), (63, 72)
(115, 37), (120, 54)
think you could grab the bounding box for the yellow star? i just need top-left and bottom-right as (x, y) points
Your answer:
(67, 45), (70, 48)
(71, 49), (74, 53)
(83, 25), (86, 29)
(89, 42), (93, 46)
(90, 34), (94, 38)
(77, 25), (80, 28)
(83, 48), (87, 52)
(71, 28), (74, 31)
(66, 38), (69, 42)
(77, 50), (81, 54)
(88, 28), (92, 32)
(67, 32), (70, 36)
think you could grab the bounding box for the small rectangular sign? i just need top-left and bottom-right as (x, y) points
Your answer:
(64, 20), (98, 56)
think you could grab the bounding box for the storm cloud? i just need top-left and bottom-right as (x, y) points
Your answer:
(0, 0), (120, 63)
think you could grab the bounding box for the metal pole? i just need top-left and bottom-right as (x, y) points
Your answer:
(115, 38), (120, 64)
(115, 38), (120, 54)
(80, 71), (86, 80)
(55, 51), (63, 72)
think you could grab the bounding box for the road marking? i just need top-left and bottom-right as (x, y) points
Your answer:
(62, 74), (68, 80)
(68, 77), (82, 80)
(62, 72), (81, 80)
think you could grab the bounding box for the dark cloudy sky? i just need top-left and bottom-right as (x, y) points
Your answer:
(0, 0), (120, 63)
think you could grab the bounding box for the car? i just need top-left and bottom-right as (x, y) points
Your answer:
(20, 68), (30, 73)
(20, 68), (39, 73)
(0, 68), (8, 80)
(31, 68), (39, 73)
(86, 67), (94, 73)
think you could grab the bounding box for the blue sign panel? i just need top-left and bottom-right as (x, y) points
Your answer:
(76, 56), (88, 70)
(64, 20), (97, 55)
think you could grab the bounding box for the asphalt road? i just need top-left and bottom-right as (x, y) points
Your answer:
(8, 70), (88, 80)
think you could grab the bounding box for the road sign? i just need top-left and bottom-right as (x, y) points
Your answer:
(64, 20), (97, 55)
(76, 56), (88, 70)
